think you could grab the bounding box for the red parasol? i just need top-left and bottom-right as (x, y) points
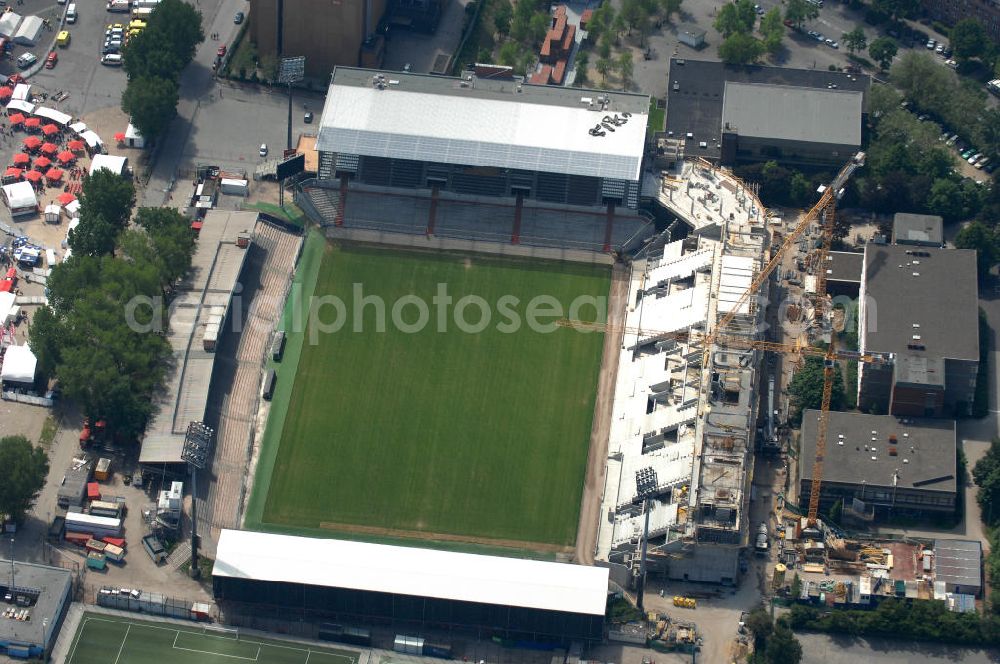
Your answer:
(23, 170), (41, 182)
(113, 131), (126, 142)
(3, 167), (21, 179)
(57, 150), (74, 164)
(0, 88), (11, 100)
(7, 113), (24, 125)
(67, 139), (85, 151)
(22, 136), (41, 150)
(23, 117), (40, 129)
(41, 124), (58, 136)
(57, 192), (76, 205)
(33, 156), (51, 169)
(40, 142), (57, 155)
(45, 167), (63, 181)
(11, 153), (29, 166)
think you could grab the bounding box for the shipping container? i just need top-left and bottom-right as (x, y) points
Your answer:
(65, 512), (122, 537)
(104, 543), (125, 562)
(87, 482), (101, 501)
(94, 457), (112, 481)
(85, 539), (107, 553)
(64, 531), (92, 546)
(263, 368), (276, 400)
(86, 552), (107, 570)
(142, 534), (167, 564)
(191, 602), (212, 621)
(219, 178), (249, 196)
(89, 500), (122, 519)
(103, 536), (126, 549)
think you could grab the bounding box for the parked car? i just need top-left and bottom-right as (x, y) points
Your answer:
(304, 111), (313, 123)
(16, 52), (36, 69)
(926, 39), (936, 49)
(217, 45), (226, 57)
(44, 51), (57, 68)
(946, 134), (959, 145)
(100, 53), (122, 66)
(985, 163), (997, 174)
(234, 11), (244, 23)
(259, 143), (268, 157)
(936, 44), (945, 54)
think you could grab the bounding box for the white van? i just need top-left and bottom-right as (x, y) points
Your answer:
(101, 53), (122, 66)
(66, 3), (77, 22)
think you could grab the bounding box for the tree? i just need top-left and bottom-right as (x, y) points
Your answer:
(951, 18), (987, 62)
(973, 438), (1000, 525)
(492, 0), (513, 38)
(129, 207), (196, 288)
(926, 178), (966, 222)
(121, 75), (180, 143)
(621, 0), (645, 34)
(868, 37), (898, 70)
(79, 169), (136, 231)
(955, 220), (1000, 280)
(789, 573), (802, 598)
(784, 0), (818, 29)
(788, 356), (846, 424)
(147, 0), (204, 67)
(596, 56), (613, 84)
(68, 214), (120, 258)
(714, 0), (755, 37)
(0, 436), (48, 524)
(498, 41), (520, 67)
(617, 50), (634, 88)
(574, 52), (589, 86)
(529, 12), (549, 46)
(719, 32), (765, 64)
(510, 0), (535, 42)
(659, 0), (682, 21)
(765, 623), (803, 664)
(759, 7), (784, 55)
(745, 609), (773, 652)
(842, 26), (867, 55)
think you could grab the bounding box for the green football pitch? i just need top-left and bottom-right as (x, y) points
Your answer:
(66, 614), (358, 664)
(255, 242), (609, 549)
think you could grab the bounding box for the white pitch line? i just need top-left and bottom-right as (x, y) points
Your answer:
(172, 644), (261, 661)
(113, 624), (131, 664)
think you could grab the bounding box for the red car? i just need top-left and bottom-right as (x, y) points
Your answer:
(5, 73), (24, 88)
(44, 51), (58, 69)
(217, 45), (226, 58)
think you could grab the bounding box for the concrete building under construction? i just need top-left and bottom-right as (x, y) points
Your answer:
(594, 161), (770, 584)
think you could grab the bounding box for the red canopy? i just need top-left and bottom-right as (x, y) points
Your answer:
(40, 142), (57, 155)
(41, 124), (58, 136)
(57, 150), (74, 164)
(45, 167), (63, 180)
(0, 281), (12, 293)
(22, 136), (40, 150)
(23, 117), (40, 128)
(57, 191), (76, 205)
(7, 113), (24, 125)
(23, 170), (41, 182)
(113, 131), (126, 142)
(3, 167), (21, 179)
(0, 88), (11, 100)
(33, 156), (51, 169)
(11, 153), (29, 165)
(67, 139), (84, 151)
(5, 268), (15, 280)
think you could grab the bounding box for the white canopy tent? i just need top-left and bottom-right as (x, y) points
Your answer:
(0, 292), (15, 326)
(1, 181), (37, 217)
(64, 200), (80, 216)
(6, 99), (34, 114)
(124, 122), (144, 148)
(1, 345), (37, 384)
(68, 121), (87, 134)
(90, 154), (127, 176)
(11, 84), (30, 101)
(0, 12), (22, 39)
(34, 106), (72, 126)
(13, 16), (43, 46)
(80, 130), (102, 151)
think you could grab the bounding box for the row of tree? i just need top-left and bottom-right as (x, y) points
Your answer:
(744, 609), (803, 664)
(122, 0), (204, 143)
(30, 172), (196, 439)
(713, 0), (794, 65)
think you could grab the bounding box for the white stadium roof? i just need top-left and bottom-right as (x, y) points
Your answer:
(317, 68), (649, 182)
(213, 530), (610, 616)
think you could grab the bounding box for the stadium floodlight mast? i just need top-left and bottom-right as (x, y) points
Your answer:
(278, 56), (305, 207)
(182, 421), (215, 579)
(634, 466), (658, 612)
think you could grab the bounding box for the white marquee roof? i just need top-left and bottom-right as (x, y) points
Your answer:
(318, 83), (647, 182)
(2, 181), (36, 209)
(1, 344), (36, 384)
(213, 530), (609, 616)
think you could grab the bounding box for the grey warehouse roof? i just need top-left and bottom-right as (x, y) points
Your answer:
(934, 539), (982, 591)
(800, 410), (956, 493)
(317, 67), (650, 182)
(721, 82), (863, 146)
(0, 559), (72, 648)
(861, 244), (978, 362)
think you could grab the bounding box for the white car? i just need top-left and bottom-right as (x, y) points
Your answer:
(926, 39), (936, 49)
(16, 53), (36, 69)
(259, 143), (268, 157)
(101, 53), (122, 66)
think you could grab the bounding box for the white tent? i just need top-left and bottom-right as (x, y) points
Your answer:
(0, 12), (22, 39)
(34, 106), (72, 126)
(0, 292), (15, 326)
(13, 15), (43, 46)
(80, 130), (102, 151)
(1, 345), (37, 384)
(90, 154), (127, 176)
(68, 121), (87, 134)
(11, 83), (30, 101)
(125, 122), (144, 148)
(44, 204), (60, 222)
(65, 200), (80, 216)
(6, 99), (34, 114)
(1, 181), (37, 217)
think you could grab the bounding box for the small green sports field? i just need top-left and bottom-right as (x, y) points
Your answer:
(252, 241), (608, 549)
(66, 614), (356, 664)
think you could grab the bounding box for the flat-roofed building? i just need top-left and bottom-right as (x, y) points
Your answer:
(893, 213), (944, 247)
(799, 411), (957, 521)
(212, 530), (609, 644)
(0, 559), (72, 659)
(858, 244), (979, 417)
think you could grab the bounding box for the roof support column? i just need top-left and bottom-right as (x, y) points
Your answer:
(511, 191), (523, 244)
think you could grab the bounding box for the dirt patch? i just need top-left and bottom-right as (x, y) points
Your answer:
(318, 521), (574, 555)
